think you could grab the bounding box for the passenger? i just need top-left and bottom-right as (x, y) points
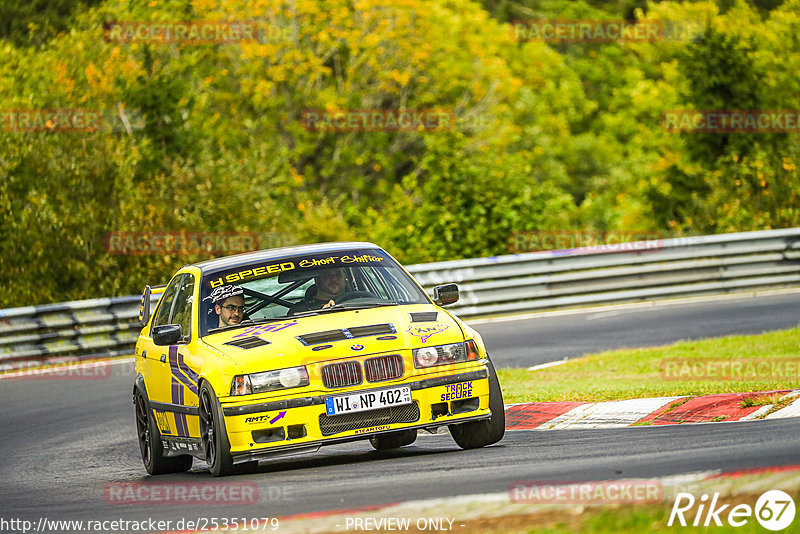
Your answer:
(208, 285), (245, 328)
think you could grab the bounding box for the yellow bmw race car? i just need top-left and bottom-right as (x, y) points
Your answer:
(133, 242), (504, 476)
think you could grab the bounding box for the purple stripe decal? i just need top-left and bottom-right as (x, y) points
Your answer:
(177, 352), (200, 385)
(177, 385), (189, 438)
(169, 346), (198, 395)
(171, 379), (187, 437)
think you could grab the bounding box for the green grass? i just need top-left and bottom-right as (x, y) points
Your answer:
(497, 327), (800, 403)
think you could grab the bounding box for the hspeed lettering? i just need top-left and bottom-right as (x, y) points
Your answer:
(209, 262), (295, 288)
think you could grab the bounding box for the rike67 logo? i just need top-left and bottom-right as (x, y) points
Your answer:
(668, 490), (796, 530)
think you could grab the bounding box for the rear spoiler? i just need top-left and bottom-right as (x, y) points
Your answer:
(139, 284), (167, 326)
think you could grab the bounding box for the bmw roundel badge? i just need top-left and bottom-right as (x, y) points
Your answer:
(351, 344), (364, 351)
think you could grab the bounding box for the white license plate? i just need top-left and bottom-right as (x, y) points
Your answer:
(325, 386), (412, 416)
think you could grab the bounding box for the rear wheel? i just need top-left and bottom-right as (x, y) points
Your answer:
(449, 358), (505, 449)
(369, 429), (417, 450)
(134, 390), (192, 475)
(199, 382), (257, 477)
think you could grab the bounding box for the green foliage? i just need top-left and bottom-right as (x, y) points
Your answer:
(0, 0), (104, 47)
(367, 136), (575, 263)
(1, 0), (799, 306)
(679, 27), (764, 162)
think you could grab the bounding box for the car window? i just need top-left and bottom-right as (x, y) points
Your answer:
(171, 275), (195, 342)
(151, 275), (181, 332)
(355, 265), (418, 302)
(151, 273), (194, 342)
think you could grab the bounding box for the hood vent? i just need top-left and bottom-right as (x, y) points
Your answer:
(410, 312), (438, 322)
(297, 329), (350, 346)
(223, 336), (270, 349)
(297, 324), (396, 346)
(347, 323), (395, 337)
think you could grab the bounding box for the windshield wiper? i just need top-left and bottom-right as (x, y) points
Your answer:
(249, 317), (300, 323)
(320, 301), (399, 312)
(287, 310), (322, 319)
(207, 319), (256, 334)
(287, 301), (398, 318)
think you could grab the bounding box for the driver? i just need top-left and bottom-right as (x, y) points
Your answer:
(208, 285), (245, 328)
(289, 268), (348, 314)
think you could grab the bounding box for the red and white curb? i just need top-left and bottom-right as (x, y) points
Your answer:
(504, 389), (800, 430)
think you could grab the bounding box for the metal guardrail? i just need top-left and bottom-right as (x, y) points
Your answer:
(0, 295), (155, 369)
(2, 228), (799, 369)
(406, 228), (800, 316)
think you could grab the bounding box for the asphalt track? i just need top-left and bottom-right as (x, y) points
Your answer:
(1, 292), (799, 527)
(474, 291), (800, 368)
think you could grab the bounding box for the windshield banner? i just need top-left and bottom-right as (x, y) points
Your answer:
(206, 250), (390, 288)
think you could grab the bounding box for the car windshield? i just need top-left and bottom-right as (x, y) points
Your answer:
(199, 248), (430, 336)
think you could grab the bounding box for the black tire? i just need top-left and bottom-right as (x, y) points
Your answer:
(134, 390), (193, 475)
(449, 358), (505, 449)
(369, 429), (417, 451)
(198, 382), (258, 477)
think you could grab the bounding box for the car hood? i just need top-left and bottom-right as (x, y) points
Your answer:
(201, 304), (466, 373)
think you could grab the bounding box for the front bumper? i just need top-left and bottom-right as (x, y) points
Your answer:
(221, 366), (490, 463)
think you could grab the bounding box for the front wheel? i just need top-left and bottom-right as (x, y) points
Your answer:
(198, 382), (257, 477)
(370, 429), (417, 450)
(449, 358), (505, 449)
(134, 390), (192, 475)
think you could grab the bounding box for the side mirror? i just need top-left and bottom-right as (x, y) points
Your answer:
(153, 324), (182, 346)
(433, 283), (459, 306)
(139, 285), (152, 326)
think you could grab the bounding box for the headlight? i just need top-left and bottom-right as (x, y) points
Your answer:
(230, 366), (309, 395)
(413, 340), (481, 368)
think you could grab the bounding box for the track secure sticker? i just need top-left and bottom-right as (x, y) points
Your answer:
(441, 381), (473, 402)
(408, 324), (449, 343)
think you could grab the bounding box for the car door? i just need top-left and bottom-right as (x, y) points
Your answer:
(141, 273), (198, 439)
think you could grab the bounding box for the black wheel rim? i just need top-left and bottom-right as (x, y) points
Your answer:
(135, 394), (151, 467)
(199, 389), (216, 466)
